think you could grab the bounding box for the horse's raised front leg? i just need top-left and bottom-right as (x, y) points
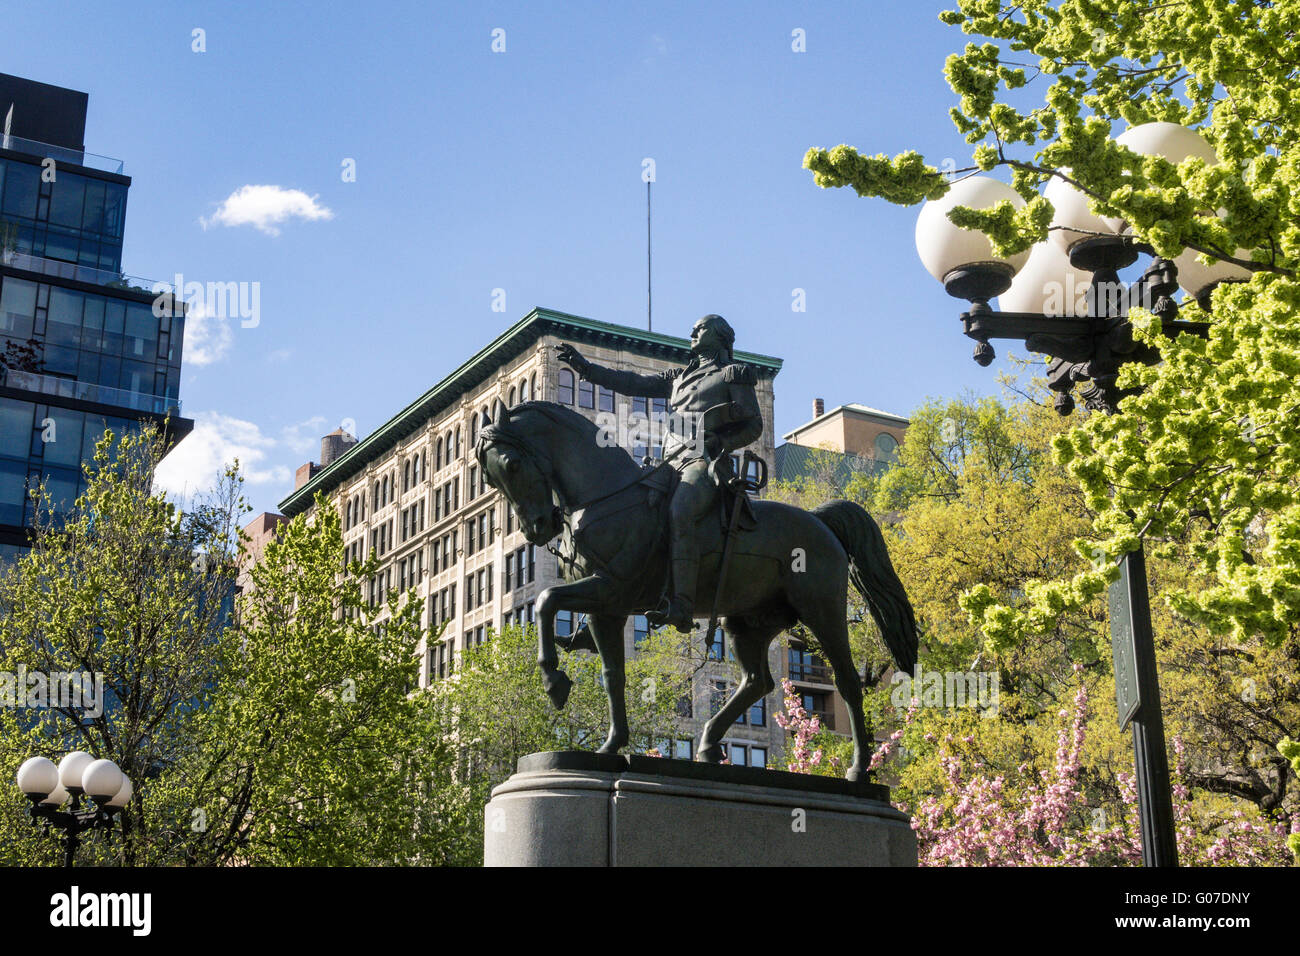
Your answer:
(587, 614), (630, 754)
(535, 574), (613, 710)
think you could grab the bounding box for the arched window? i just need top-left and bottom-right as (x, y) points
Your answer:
(373, 482), (380, 510)
(874, 432), (899, 461)
(531, 373), (537, 401)
(455, 426), (461, 459)
(558, 369), (574, 405)
(346, 499), (353, 528)
(470, 413), (478, 447)
(520, 377), (530, 403)
(509, 386), (516, 407)
(436, 437), (443, 469)
(420, 450), (426, 482)
(381, 476), (389, 506)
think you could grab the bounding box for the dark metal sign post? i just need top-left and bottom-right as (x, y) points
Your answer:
(1110, 545), (1179, 866)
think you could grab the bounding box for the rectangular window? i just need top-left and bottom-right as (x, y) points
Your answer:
(578, 380), (595, 409)
(633, 614), (649, 646)
(710, 680), (728, 717)
(706, 627), (724, 660)
(598, 387), (614, 412)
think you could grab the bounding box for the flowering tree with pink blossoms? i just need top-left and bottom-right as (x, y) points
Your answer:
(776, 668), (1296, 866)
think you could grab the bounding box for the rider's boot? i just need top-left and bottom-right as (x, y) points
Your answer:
(648, 554), (698, 633)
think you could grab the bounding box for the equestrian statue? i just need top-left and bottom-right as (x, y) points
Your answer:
(474, 314), (917, 780)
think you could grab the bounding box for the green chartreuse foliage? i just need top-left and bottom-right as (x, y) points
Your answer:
(0, 428), (242, 865)
(805, 3), (1300, 785)
(804, 0), (1300, 658)
(767, 380), (1297, 849)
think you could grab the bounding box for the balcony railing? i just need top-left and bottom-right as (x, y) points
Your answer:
(0, 250), (169, 298)
(0, 133), (125, 175)
(0, 367), (180, 416)
(789, 662), (834, 684)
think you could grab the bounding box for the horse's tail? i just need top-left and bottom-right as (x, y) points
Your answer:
(811, 500), (918, 677)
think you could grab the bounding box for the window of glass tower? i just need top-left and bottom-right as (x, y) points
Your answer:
(0, 277), (181, 401)
(0, 160), (127, 273)
(0, 397), (133, 527)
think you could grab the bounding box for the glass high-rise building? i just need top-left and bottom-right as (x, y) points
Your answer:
(0, 73), (192, 561)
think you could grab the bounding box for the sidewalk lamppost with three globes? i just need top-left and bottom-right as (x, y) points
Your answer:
(16, 751), (134, 867)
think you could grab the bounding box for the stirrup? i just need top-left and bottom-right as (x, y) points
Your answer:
(647, 597), (694, 633)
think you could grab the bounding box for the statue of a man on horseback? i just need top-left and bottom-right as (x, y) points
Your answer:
(556, 313), (761, 633)
(477, 316), (918, 779)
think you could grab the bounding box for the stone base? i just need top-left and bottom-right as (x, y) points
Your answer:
(483, 751), (917, 867)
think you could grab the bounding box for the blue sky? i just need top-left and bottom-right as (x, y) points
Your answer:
(3, 0), (1023, 518)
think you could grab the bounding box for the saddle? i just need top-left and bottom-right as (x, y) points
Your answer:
(642, 454), (761, 532)
(556, 451), (766, 590)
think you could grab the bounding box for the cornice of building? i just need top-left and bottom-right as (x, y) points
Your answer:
(279, 307), (783, 517)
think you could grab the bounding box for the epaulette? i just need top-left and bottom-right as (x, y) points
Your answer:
(722, 363), (757, 385)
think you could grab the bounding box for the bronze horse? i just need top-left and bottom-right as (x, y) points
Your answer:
(475, 401), (917, 780)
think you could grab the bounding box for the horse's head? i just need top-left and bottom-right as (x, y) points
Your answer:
(475, 406), (564, 545)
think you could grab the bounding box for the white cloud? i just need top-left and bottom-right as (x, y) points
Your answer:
(180, 298), (233, 366)
(154, 411), (291, 500)
(200, 184), (334, 236)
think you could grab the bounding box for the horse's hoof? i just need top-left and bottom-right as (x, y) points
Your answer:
(697, 744), (725, 764)
(845, 765), (870, 783)
(542, 670), (573, 710)
(597, 737), (627, 755)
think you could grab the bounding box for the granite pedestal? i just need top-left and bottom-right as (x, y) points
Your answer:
(483, 751), (917, 867)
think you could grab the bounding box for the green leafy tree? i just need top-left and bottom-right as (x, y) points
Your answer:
(772, 381), (1296, 854)
(0, 426), (241, 865)
(804, 0), (1300, 661)
(179, 493), (466, 866)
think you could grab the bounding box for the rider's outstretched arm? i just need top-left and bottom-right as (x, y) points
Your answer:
(579, 361), (676, 399)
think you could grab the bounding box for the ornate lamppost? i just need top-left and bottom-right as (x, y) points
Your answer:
(912, 122), (1252, 867)
(16, 751), (133, 867)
